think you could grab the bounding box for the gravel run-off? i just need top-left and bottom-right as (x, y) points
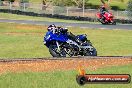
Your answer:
(0, 57), (132, 74)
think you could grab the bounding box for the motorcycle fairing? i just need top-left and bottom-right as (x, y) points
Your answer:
(44, 31), (69, 47)
(76, 34), (87, 42)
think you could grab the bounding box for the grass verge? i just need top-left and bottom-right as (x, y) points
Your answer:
(0, 13), (97, 24)
(87, 0), (129, 10)
(0, 64), (132, 88)
(0, 22), (132, 58)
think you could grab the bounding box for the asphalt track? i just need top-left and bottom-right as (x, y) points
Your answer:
(0, 19), (132, 30)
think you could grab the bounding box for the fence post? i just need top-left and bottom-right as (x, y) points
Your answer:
(23, 3), (26, 11)
(9, 2), (12, 9)
(83, 0), (85, 17)
(116, 11), (119, 19)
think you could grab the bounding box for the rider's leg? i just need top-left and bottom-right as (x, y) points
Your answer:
(101, 13), (105, 23)
(67, 32), (76, 41)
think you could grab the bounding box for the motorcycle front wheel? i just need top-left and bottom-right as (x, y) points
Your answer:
(49, 45), (66, 57)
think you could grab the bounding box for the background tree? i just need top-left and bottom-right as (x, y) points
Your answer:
(9, 0), (15, 2)
(72, 0), (83, 8)
(72, 0), (90, 8)
(42, 0), (50, 10)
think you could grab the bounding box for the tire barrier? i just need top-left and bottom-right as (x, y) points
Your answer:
(0, 9), (132, 24)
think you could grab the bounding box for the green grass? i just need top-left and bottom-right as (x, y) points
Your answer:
(0, 13), (96, 24)
(29, 0), (42, 3)
(108, 0), (129, 10)
(0, 23), (51, 58)
(87, 0), (129, 10)
(0, 22), (132, 58)
(28, 0), (129, 10)
(0, 64), (132, 88)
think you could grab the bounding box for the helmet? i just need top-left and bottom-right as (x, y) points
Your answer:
(47, 24), (56, 31)
(101, 5), (105, 9)
(48, 24), (56, 28)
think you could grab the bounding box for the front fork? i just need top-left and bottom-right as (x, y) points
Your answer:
(56, 41), (60, 51)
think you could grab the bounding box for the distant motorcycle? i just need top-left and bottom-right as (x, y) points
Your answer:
(96, 11), (116, 25)
(43, 30), (97, 57)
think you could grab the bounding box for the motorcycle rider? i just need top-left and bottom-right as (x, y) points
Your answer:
(100, 5), (108, 22)
(47, 24), (57, 33)
(47, 24), (80, 44)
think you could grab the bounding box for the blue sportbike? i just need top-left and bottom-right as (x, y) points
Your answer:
(43, 29), (97, 57)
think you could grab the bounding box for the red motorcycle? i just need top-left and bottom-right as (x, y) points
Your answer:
(96, 11), (116, 25)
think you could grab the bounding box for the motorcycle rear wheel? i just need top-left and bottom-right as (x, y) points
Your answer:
(112, 21), (116, 25)
(85, 48), (97, 56)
